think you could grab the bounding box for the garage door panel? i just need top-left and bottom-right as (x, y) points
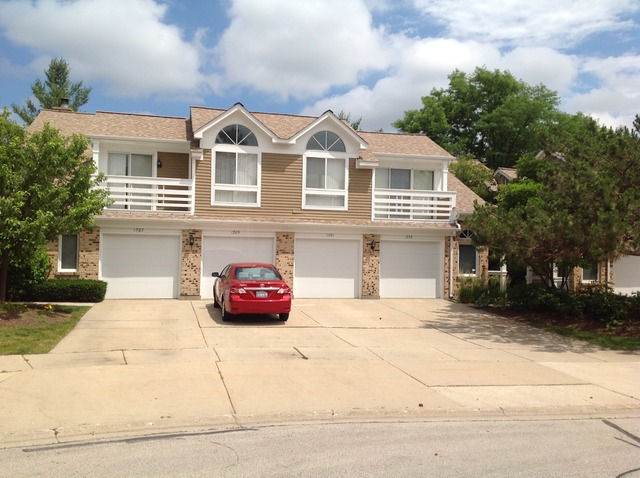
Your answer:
(613, 255), (640, 295)
(381, 241), (441, 298)
(102, 234), (180, 299)
(294, 239), (359, 298)
(201, 236), (275, 299)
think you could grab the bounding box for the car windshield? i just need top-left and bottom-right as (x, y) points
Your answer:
(234, 267), (281, 281)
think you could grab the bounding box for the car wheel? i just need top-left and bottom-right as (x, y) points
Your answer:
(213, 292), (221, 308)
(279, 313), (289, 321)
(221, 298), (233, 322)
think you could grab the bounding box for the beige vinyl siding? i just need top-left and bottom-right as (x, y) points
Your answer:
(157, 152), (189, 179)
(194, 151), (372, 220)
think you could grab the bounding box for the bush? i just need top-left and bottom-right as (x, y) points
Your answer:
(574, 288), (630, 325)
(458, 276), (505, 306)
(29, 279), (107, 302)
(506, 284), (638, 327)
(6, 246), (51, 301)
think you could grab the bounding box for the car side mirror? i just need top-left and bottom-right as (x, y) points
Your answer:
(212, 272), (220, 278)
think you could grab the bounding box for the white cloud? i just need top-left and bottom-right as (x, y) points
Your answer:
(500, 47), (578, 94)
(0, 0), (204, 98)
(216, 0), (391, 100)
(411, 0), (638, 48)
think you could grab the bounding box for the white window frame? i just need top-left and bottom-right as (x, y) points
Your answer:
(374, 168), (435, 191)
(211, 145), (261, 208)
(58, 234), (79, 272)
(302, 152), (349, 211)
(581, 263), (599, 283)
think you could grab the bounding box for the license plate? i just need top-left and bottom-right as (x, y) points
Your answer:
(256, 291), (268, 298)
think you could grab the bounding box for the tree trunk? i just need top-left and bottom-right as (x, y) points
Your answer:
(0, 249), (9, 302)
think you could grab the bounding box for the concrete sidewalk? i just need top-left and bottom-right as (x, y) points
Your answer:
(0, 299), (638, 447)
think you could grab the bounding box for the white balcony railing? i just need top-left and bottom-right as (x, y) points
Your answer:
(373, 189), (456, 222)
(97, 176), (194, 214)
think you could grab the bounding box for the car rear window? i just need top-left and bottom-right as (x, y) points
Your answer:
(234, 267), (281, 280)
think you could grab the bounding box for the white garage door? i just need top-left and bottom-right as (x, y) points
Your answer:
(201, 236), (275, 299)
(294, 238), (360, 298)
(613, 255), (640, 295)
(101, 234), (181, 299)
(380, 240), (441, 298)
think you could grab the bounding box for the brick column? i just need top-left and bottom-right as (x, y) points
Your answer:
(276, 232), (294, 289)
(180, 229), (201, 299)
(362, 234), (380, 298)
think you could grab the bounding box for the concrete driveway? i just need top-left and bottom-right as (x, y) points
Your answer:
(0, 299), (638, 446)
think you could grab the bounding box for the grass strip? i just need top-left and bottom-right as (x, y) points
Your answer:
(0, 306), (89, 355)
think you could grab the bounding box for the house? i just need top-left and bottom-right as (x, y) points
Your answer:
(493, 167), (517, 186)
(30, 103), (486, 300)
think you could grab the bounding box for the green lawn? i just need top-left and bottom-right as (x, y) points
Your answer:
(0, 305), (89, 355)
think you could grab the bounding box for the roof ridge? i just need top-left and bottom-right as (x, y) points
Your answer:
(95, 110), (187, 120)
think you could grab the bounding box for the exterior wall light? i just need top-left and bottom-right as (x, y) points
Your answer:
(370, 239), (377, 251)
(189, 234), (195, 249)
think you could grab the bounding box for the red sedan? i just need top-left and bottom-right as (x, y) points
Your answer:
(212, 263), (292, 322)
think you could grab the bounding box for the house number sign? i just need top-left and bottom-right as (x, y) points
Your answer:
(133, 228), (144, 233)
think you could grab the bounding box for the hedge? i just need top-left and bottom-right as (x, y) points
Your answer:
(29, 279), (107, 303)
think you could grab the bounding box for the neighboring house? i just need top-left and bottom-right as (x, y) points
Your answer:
(31, 103), (485, 300)
(493, 167), (517, 186)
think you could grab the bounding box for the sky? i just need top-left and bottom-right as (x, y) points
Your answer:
(0, 0), (639, 132)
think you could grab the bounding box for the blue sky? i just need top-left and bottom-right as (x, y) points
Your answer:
(0, 0), (639, 131)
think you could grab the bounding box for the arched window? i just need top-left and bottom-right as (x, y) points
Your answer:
(212, 124), (260, 206)
(306, 131), (345, 152)
(215, 124), (258, 146)
(303, 131), (348, 210)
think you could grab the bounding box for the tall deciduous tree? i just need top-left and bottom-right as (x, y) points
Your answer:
(11, 58), (91, 125)
(393, 67), (559, 170)
(0, 110), (108, 301)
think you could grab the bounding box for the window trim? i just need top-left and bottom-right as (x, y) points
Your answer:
(581, 263), (599, 283)
(302, 152), (349, 211)
(374, 167), (435, 191)
(58, 234), (79, 273)
(211, 145), (261, 208)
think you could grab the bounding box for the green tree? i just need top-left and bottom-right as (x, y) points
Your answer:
(449, 155), (494, 201)
(394, 67), (559, 169)
(467, 113), (640, 289)
(0, 110), (108, 301)
(11, 57), (91, 125)
(337, 110), (363, 131)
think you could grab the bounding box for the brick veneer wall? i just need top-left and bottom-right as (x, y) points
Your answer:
(47, 229), (100, 279)
(362, 234), (380, 298)
(180, 229), (201, 298)
(276, 232), (295, 289)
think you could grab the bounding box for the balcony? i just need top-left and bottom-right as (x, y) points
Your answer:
(373, 189), (456, 222)
(97, 176), (195, 214)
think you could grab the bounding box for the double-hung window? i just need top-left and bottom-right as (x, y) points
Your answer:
(212, 124), (260, 206)
(304, 131), (348, 210)
(59, 234), (79, 272)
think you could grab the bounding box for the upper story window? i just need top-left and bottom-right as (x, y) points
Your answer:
(215, 124), (258, 146)
(306, 131), (346, 152)
(212, 124), (260, 207)
(303, 131), (348, 210)
(375, 168), (434, 191)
